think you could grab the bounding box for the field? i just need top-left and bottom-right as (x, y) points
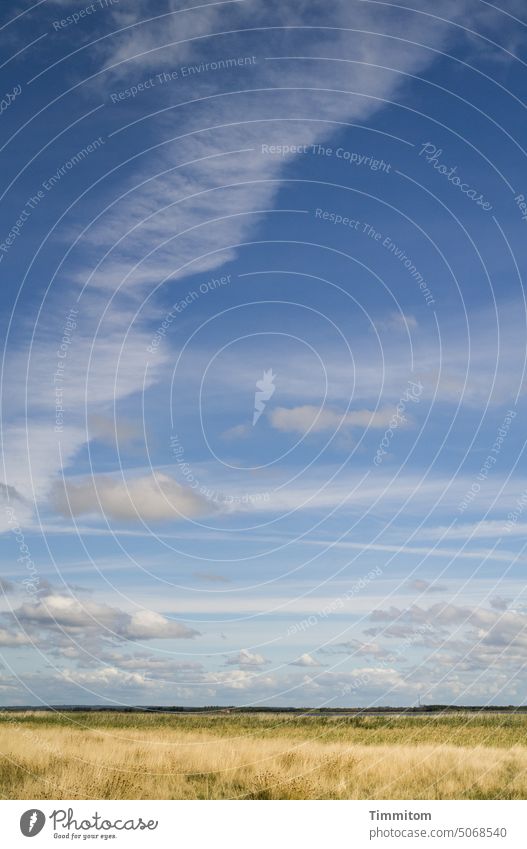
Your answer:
(1, 711), (527, 799)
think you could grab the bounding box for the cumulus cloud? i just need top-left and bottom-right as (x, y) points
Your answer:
(0, 628), (31, 647)
(124, 610), (198, 640)
(226, 649), (268, 667)
(269, 405), (398, 435)
(107, 652), (205, 677)
(205, 668), (277, 691)
(368, 601), (527, 674)
(10, 592), (199, 642)
(45, 649), (273, 700)
(319, 667), (419, 695)
(290, 653), (321, 667)
(50, 472), (212, 521)
(60, 666), (149, 690)
(320, 640), (386, 658)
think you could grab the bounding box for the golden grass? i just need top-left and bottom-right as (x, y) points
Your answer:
(1, 712), (527, 799)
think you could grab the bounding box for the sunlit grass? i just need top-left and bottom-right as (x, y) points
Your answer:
(1, 711), (527, 799)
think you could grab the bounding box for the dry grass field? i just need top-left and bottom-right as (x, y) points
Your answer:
(1, 711), (527, 800)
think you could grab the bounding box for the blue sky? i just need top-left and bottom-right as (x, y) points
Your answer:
(0, 0), (527, 706)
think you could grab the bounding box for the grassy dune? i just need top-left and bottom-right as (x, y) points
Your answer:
(1, 711), (527, 799)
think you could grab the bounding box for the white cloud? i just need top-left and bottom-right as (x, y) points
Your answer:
(80, 0), (478, 297)
(185, 296), (527, 415)
(370, 601), (527, 657)
(320, 640), (386, 658)
(50, 471), (212, 521)
(290, 652), (321, 667)
(1, 317), (170, 511)
(107, 652), (205, 677)
(0, 629), (31, 647)
(221, 424), (251, 440)
(0, 483), (25, 505)
(226, 649), (268, 667)
(60, 666), (148, 689)
(88, 414), (139, 445)
(124, 610), (197, 640)
(489, 596), (509, 611)
(269, 405), (398, 434)
(376, 312), (418, 333)
(204, 668), (278, 691)
(319, 667), (419, 694)
(0, 0), (509, 540)
(12, 592), (199, 641)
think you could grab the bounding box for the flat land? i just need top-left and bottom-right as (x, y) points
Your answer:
(1, 711), (527, 799)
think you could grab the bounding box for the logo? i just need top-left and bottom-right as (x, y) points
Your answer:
(20, 809), (46, 837)
(253, 368), (276, 425)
